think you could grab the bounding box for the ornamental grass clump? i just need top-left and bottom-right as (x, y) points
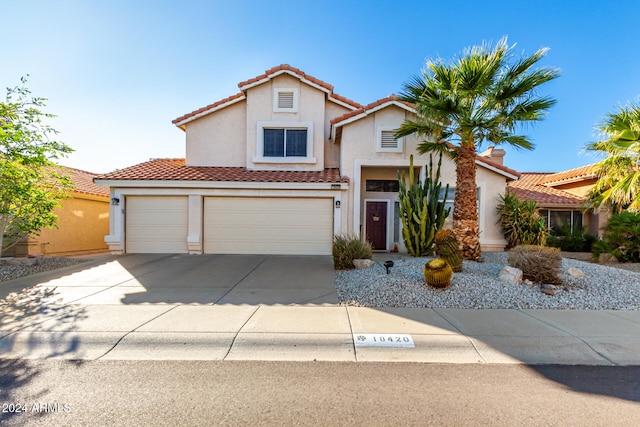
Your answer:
(508, 245), (562, 285)
(332, 234), (373, 270)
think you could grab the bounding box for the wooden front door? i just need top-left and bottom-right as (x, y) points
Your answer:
(366, 201), (387, 250)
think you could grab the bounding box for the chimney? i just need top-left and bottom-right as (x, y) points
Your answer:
(479, 146), (505, 165)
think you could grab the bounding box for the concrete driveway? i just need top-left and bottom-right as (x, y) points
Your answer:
(0, 254), (338, 306)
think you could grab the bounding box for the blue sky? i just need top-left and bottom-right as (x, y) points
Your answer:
(3, 0), (639, 174)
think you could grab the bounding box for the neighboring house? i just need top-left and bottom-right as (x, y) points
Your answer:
(507, 164), (609, 237)
(10, 167), (110, 257)
(95, 65), (519, 255)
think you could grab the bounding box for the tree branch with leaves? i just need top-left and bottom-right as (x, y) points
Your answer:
(0, 77), (74, 255)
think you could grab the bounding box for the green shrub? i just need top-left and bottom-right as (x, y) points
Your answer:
(547, 225), (598, 252)
(397, 154), (451, 257)
(496, 192), (547, 248)
(508, 245), (562, 284)
(592, 211), (640, 262)
(332, 234), (373, 270)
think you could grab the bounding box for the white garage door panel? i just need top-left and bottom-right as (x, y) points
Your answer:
(126, 196), (188, 253)
(204, 197), (333, 255)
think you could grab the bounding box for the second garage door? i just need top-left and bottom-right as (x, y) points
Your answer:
(203, 197), (333, 255)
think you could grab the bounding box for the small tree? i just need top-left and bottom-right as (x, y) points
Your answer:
(397, 154), (451, 257)
(0, 77), (73, 255)
(496, 192), (547, 248)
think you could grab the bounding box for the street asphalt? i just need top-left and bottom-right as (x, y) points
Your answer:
(1, 253), (639, 365)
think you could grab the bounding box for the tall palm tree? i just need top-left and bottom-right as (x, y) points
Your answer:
(586, 103), (640, 213)
(396, 38), (559, 260)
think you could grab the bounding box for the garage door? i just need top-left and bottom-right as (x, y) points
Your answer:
(203, 197), (333, 255)
(126, 196), (188, 253)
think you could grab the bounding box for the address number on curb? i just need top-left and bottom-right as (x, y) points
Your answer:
(353, 334), (415, 348)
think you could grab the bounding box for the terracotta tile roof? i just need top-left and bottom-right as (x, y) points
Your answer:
(174, 65), (362, 126)
(241, 64), (361, 108)
(60, 167), (110, 198)
(508, 172), (584, 206)
(475, 155), (521, 179)
(330, 95), (414, 125)
(172, 92), (244, 125)
(540, 163), (597, 186)
(95, 158), (349, 184)
(238, 64), (333, 92)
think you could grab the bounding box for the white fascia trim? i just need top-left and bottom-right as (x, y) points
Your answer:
(94, 180), (348, 190)
(239, 70), (332, 95)
(333, 100), (416, 130)
(173, 94), (246, 128)
(327, 95), (360, 110)
(475, 160), (519, 180)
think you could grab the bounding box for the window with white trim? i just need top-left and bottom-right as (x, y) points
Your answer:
(264, 128), (307, 157)
(376, 126), (402, 152)
(254, 121), (316, 164)
(273, 88), (299, 112)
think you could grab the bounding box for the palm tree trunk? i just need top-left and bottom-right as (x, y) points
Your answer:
(453, 144), (481, 260)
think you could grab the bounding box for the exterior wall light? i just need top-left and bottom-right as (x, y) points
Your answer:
(335, 200), (341, 209)
(111, 197), (120, 206)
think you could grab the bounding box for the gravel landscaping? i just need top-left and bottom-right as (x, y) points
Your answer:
(336, 252), (640, 310)
(0, 257), (87, 283)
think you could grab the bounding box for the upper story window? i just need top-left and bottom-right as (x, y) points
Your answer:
(264, 128), (307, 157)
(254, 121), (316, 164)
(376, 126), (403, 152)
(273, 88), (299, 113)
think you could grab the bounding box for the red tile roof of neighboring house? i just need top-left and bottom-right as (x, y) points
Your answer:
(508, 172), (585, 206)
(61, 167), (110, 198)
(540, 163), (598, 186)
(95, 158), (349, 184)
(173, 64), (362, 126)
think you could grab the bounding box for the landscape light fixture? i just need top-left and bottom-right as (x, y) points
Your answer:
(383, 260), (394, 274)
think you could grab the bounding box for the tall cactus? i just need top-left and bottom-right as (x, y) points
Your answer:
(435, 229), (463, 272)
(398, 154), (451, 257)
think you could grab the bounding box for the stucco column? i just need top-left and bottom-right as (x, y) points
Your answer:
(104, 189), (124, 254)
(187, 195), (203, 254)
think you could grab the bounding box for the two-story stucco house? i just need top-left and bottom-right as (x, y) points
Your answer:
(95, 65), (518, 255)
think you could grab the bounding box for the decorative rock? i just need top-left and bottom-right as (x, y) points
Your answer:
(353, 259), (375, 269)
(541, 284), (556, 296)
(498, 266), (523, 284)
(523, 279), (534, 286)
(565, 267), (585, 278)
(4, 257), (37, 266)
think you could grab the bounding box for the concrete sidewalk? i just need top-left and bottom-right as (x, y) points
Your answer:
(1, 254), (639, 365)
(1, 304), (639, 365)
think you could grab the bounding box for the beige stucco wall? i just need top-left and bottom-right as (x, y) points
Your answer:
(325, 101), (351, 168)
(185, 100), (247, 167)
(553, 179), (597, 198)
(339, 104), (509, 251)
(245, 74), (326, 171)
(27, 194), (110, 256)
